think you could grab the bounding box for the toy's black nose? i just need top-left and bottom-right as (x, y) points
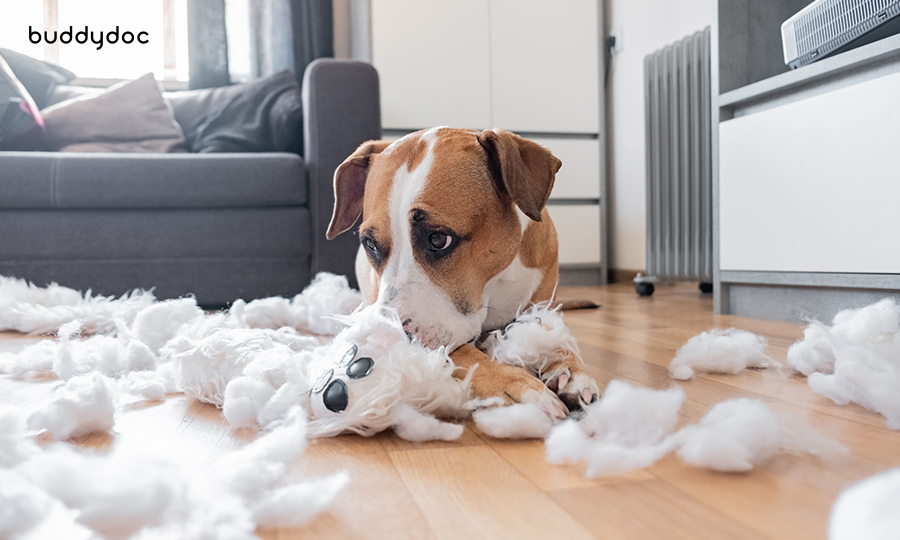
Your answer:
(323, 379), (348, 412)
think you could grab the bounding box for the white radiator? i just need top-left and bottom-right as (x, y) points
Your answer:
(643, 27), (713, 283)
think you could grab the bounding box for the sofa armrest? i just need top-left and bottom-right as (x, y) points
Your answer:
(302, 59), (381, 286)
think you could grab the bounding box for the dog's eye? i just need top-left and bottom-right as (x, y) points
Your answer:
(323, 379), (348, 412)
(428, 233), (452, 251)
(362, 236), (378, 253)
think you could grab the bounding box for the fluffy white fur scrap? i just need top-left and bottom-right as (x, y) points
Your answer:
(829, 468), (900, 540)
(546, 380), (684, 477)
(28, 373), (116, 440)
(473, 403), (555, 439)
(0, 470), (95, 540)
(127, 298), (203, 355)
(545, 380), (844, 477)
(787, 298), (900, 428)
(392, 404), (464, 442)
(787, 298), (900, 429)
(482, 302), (581, 376)
(252, 471), (351, 529)
(0, 275), (155, 335)
(675, 398), (846, 472)
(670, 328), (771, 380)
(241, 272), (364, 335)
(0, 407), (40, 468)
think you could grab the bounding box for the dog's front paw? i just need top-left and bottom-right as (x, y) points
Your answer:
(475, 370), (568, 421)
(543, 363), (600, 412)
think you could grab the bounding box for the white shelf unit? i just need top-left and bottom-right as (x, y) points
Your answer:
(370, 0), (607, 285)
(713, 0), (900, 322)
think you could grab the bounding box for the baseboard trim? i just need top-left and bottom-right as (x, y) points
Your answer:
(608, 268), (643, 284)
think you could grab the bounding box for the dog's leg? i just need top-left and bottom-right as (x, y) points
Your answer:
(451, 344), (568, 420)
(541, 351), (600, 412)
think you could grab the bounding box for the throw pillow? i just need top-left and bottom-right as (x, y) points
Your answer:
(41, 73), (186, 153)
(0, 48), (77, 109)
(0, 54), (45, 151)
(185, 70), (303, 154)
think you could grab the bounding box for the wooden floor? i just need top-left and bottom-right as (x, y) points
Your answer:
(2, 282), (899, 540)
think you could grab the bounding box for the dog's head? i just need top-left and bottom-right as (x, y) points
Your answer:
(326, 127), (561, 350)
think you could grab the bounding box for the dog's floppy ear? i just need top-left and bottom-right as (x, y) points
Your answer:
(327, 140), (392, 240)
(476, 129), (562, 222)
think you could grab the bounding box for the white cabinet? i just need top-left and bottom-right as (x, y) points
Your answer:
(372, 0), (601, 134)
(719, 70), (900, 274)
(531, 137), (601, 199)
(371, 0), (491, 130)
(547, 205), (601, 265)
(489, 0), (600, 133)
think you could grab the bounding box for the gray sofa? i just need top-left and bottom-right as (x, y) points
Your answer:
(0, 59), (380, 306)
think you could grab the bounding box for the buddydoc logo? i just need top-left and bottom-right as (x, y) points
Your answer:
(29, 26), (149, 50)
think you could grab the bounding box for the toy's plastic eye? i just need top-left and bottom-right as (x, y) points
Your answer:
(312, 368), (333, 393)
(338, 345), (358, 367)
(347, 357), (374, 379)
(323, 379), (348, 412)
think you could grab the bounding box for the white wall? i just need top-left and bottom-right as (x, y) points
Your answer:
(606, 0), (711, 271)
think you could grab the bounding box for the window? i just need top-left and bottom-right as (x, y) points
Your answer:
(0, 0), (189, 83)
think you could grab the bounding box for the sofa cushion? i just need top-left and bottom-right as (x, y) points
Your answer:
(0, 54), (45, 151)
(41, 74), (186, 152)
(0, 152), (307, 209)
(0, 48), (76, 109)
(182, 70), (303, 154)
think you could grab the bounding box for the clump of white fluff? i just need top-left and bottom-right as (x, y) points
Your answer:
(1, 407), (347, 539)
(481, 302), (581, 376)
(240, 273), (364, 335)
(473, 403), (554, 439)
(546, 380), (845, 477)
(27, 373), (116, 440)
(392, 404), (464, 442)
(0, 275), (155, 335)
(675, 398), (846, 472)
(829, 468), (900, 540)
(546, 380), (684, 476)
(787, 298), (900, 429)
(670, 328), (771, 380)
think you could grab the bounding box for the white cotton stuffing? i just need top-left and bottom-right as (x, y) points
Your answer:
(27, 373), (116, 440)
(241, 272), (364, 335)
(1, 406), (347, 539)
(787, 298), (900, 429)
(392, 404), (464, 442)
(473, 403), (555, 439)
(0, 470), (95, 540)
(0, 407), (40, 468)
(172, 328), (300, 407)
(482, 302), (581, 376)
(546, 380), (845, 477)
(546, 380), (683, 476)
(670, 328), (771, 381)
(675, 398), (846, 472)
(127, 298), (203, 355)
(0, 276), (156, 336)
(829, 467), (900, 540)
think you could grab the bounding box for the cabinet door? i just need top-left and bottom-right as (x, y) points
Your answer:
(529, 137), (601, 199)
(720, 70), (900, 274)
(547, 205), (601, 265)
(489, 0), (601, 134)
(371, 0), (491, 130)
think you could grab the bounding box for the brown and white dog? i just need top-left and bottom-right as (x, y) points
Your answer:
(326, 127), (599, 418)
